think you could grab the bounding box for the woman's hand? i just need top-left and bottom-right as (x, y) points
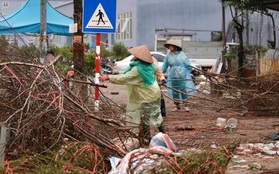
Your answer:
(99, 76), (109, 82)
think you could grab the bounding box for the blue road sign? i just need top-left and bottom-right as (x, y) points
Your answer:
(83, 0), (117, 33)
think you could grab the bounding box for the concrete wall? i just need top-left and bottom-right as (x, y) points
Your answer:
(183, 41), (222, 59)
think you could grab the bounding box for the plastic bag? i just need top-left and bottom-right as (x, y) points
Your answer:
(266, 132), (279, 140)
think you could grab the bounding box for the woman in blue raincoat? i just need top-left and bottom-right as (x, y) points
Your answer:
(162, 40), (196, 112)
(99, 45), (165, 141)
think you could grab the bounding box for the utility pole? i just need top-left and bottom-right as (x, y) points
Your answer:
(73, 0), (87, 102)
(40, 0), (47, 64)
(73, 0), (84, 72)
(221, 0), (227, 73)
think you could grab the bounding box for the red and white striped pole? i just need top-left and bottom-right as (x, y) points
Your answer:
(95, 33), (101, 111)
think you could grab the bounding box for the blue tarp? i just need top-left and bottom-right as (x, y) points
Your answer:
(0, 0), (73, 36)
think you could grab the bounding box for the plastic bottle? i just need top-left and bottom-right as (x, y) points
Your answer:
(227, 118), (237, 128)
(236, 90), (241, 98)
(216, 117), (227, 127)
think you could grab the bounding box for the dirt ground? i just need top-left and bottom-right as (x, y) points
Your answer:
(100, 82), (279, 173)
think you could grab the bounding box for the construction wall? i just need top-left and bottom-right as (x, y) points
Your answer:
(259, 59), (279, 79)
(258, 49), (279, 79)
(230, 49), (279, 79)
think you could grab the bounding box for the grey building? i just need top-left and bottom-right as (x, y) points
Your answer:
(116, 0), (228, 50)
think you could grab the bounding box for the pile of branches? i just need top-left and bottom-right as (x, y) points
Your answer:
(191, 61), (279, 116)
(0, 38), (134, 160)
(206, 72), (279, 116)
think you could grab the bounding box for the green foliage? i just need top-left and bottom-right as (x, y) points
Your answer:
(0, 40), (127, 75)
(223, 0), (268, 13)
(112, 42), (129, 60)
(84, 52), (96, 75)
(247, 45), (268, 54)
(56, 63), (73, 75)
(224, 46), (238, 60)
(224, 50), (237, 60)
(0, 35), (9, 48)
(20, 44), (41, 57)
(0, 35), (6, 40)
(55, 44), (73, 65)
(0, 142), (109, 174)
(84, 42), (90, 51)
(47, 45), (73, 75)
(224, 44), (267, 61)
(49, 44), (105, 75)
(53, 43), (115, 75)
(48, 45), (59, 56)
(101, 44), (113, 58)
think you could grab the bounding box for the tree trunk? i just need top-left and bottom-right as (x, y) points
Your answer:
(236, 26), (244, 77)
(227, 59), (232, 73)
(221, 0), (227, 73)
(233, 10), (244, 77)
(266, 13), (276, 49)
(73, 0), (88, 102)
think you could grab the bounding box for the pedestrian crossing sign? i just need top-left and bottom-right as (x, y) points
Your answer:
(83, 0), (117, 33)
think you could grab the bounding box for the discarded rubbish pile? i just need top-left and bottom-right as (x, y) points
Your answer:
(2, 37), (279, 173)
(108, 132), (235, 174)
(0, 38), (237, 173)
(0, 39), (134, 162)
(195, 71), (279, 117)
(226, 141), (279, 173)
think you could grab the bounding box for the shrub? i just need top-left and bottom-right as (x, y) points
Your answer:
(112, 43), (129, 60)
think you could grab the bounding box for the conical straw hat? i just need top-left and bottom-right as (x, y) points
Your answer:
(128, 45), (153, 64)
(164, 40), (182, 51)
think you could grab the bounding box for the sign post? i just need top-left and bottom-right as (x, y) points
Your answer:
(83, 0), (117, 111)
(95, 33), (101, 111)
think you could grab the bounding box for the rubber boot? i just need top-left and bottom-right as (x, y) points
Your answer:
(142, 124), (151, 145)
(158, 122), (166, 133)
(160, 97), (166, 117)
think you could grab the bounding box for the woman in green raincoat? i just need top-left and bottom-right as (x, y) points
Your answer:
(99, 45), (165, 140)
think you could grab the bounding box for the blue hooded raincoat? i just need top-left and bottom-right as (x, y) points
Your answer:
(162, 51), (197, 102)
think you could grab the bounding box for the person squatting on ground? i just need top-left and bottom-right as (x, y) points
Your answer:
(162, 40), (196, 112)
(64, 70), (74, 90)
(99, 45), (165, 142)
(152, 56), (167, 117)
